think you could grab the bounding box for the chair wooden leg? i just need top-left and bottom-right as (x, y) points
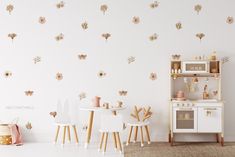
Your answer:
(134, 126), (138, 143)
(54, 126), (60, 143)
(145, 125), (151, 144)
(62, 126), (66, 145)
(116, 132), (122, 153)
(104, 133), (108, 153)
(112, 132), (117, 149)
(99, 132), (105, 151)
(140, 126), (144, 147)
(85, 111), (94, 148)
(126, 126), (133, 146)
(73, 125), (79, 144)
(67, 126), (71, 142)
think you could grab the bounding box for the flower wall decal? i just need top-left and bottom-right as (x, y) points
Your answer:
(150, 1), (159, 9)
(6, 4), (14, 14)
(8, 33), (17, 42)
(78, 54), (87, 60)
(25, 122), (32, 130)
(132, 16), (140, 24)
(102, 33), (111, 41)
(81, 22), (88, 30)
(33, 56), (41, 64)
(196, 33), (205, 41)
(226, 16), (234, 24)
(39, 17), (46, 24)
(100, 4), (108, 14)
(128, 56), (135, 64)
(194, 4), (202, 14)
(79, 92), (86, 100)
(176, 22), (182, 30)
(98, 71), (106, 78)
(149, 33), (158, 41)
(56, 73), (63, 80)
(25, 90), (34, 96)
(149, 72), (157, 80)
(119, 90), (128, 96)
(56, 1), (65, 9)
(55, 33), (64, 41)
(4, 71), (12, 78)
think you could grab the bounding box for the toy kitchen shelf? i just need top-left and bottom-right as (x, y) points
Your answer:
(169, 58), (224, 146)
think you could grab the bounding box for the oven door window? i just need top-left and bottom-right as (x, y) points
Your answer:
(176, 111), (194, 129)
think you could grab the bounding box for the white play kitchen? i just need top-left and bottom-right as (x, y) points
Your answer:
(169, 54), (224, 146)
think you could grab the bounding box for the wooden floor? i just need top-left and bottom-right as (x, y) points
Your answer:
(124, 142), (235, 157)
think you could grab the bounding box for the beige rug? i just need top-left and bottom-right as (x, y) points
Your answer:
(124, 142), (235, 157)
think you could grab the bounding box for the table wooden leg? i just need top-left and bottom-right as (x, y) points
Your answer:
(112, 132), (117, 149)
(216, 133), (219, 143)
(54, 126), (60, 143)
(116, 132), (122, 153)
(134, 126), (138, 143)
(221, 133), (224, 146)
(72, 125), (79, 144)
(145, 125), (151, 144)
(67, 126), (71, 143)
(85, 111), (94, 148)
(140, 126), (144, 147)
(126, 126), (133, 146)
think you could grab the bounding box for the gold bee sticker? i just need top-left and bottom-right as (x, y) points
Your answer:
(55, 33), (64, 41)
(100, 4), (108, 15)
(128, 56), (135, 64)
(56, 73), (63, 80)
(78, 54), (87, 60)
(98, 71), (106, 78)
(4, 71), (12, 78)
(79, 92), (86, 100)
(56, 1), (65, 9)
(119, 90), (128, 96)
(33, 56), (41, 64)
(150, 1), (159, 9)
(132, 16), (140, 24)
(6, 4), (14, 14)
(194, 4), (202, 14)
(39, 17), (46, 24)
(150, 72), (157, 80)
(196, 33), (205, 42)
(81, 22), (88, 30)
(102, 33), (111, 41)
(226, 16), (234, 24)
(25, 122), (32, 130)
(149, 33), (158, 41)
(50, 112), (57, 118)
(8, 33), (17, 42)
(176, 22), (182, 30)
(25, 90), (34, 96)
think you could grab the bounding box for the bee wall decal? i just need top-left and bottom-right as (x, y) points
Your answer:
(6, 4), (14, 14)
(119, 90), (128, 96)
(176, 22), (182, 30)
(150, 1), (159, 9)
(25, 90), (34, 96)
(102, 33), (111, 41)
(78, 54), (87, 60)
(226, 16), (234, 24)
(132, 16), (140, 24)
(4, 71), (12, 78)
(33, 56), (41, 64)
(56, 1), (65, 9)
(128, 56), (135, 64)
(150, 72), (157, 80)
(55, 33), (64, 41)
(81, 22), (88, 30)
(100, 4), (108, 15)
(25, 122), (32, 130)
(98, 71), (106, 78)
(196, 33), (205, 41)
(39, 17), (46, 24)
(8, 33), (17, 42)
(194, 4), (202, 14)
(149, 33), (158, 41)
(79, 92), (86, 100)
(56, 73), (63, 80)
(49, 112), (57, 118)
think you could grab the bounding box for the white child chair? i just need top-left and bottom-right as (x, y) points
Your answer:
(98, 114), (123, 154)
(54, 99), (79, 146)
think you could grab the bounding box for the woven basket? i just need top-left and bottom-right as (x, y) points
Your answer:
(0, 124), (12, 145)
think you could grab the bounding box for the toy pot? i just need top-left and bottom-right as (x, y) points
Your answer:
(92, 96), (101, 107)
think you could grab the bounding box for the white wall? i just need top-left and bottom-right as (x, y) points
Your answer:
(0, 0), (235, 142)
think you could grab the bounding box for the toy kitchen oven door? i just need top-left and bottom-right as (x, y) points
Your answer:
(173, 103), (197, 133)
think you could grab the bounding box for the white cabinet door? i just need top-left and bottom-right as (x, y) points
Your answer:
(198, 107), (222, 133)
